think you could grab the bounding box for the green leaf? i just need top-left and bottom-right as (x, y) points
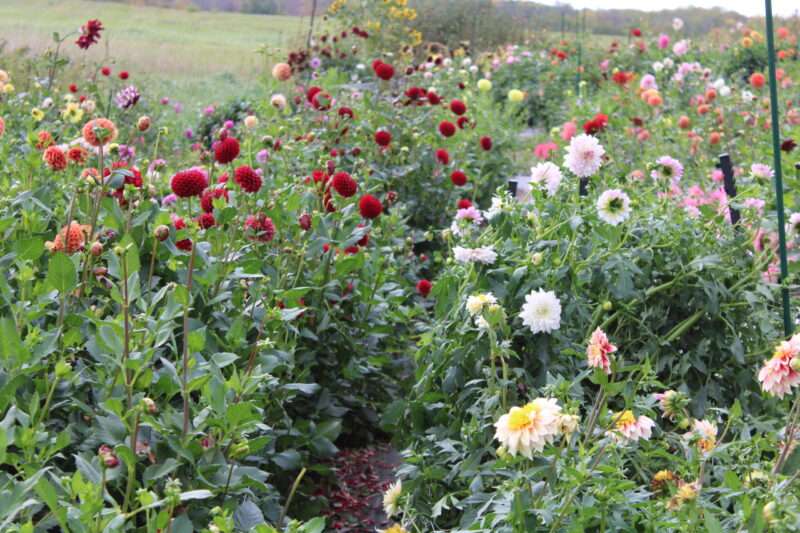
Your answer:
(705, 512), (724, 533)
(211, 352), (239, 368)
(0, 317), (29, 364)
(143, 458), (180, 484)
(299, 517), (326, 533)
(14, 237), (45, 261)
(46, 252), (77, 294)
(35, 478), (68, 532)
(179, 489), (214, 501)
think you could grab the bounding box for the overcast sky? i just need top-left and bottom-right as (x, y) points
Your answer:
(536, 0), (798, 17)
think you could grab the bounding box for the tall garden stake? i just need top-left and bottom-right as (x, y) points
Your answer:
(718, 153), (741, 225)
(765, 0), (793, 336)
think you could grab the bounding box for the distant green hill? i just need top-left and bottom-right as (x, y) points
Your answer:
(87, 0), (763, 38)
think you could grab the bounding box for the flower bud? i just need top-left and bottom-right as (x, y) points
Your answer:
(141, 397), (157, 414)
(602, 300), (613, 311)
(532, 252), (543, 266)
(137, 116), (151, 132)
(90, 241), (103, 257)
(154, 225), (170, 241)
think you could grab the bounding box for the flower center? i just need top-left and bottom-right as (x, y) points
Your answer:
(507, 403), (538, 430)
(615, 410), (636, 429)
(608, 198), (623, 212)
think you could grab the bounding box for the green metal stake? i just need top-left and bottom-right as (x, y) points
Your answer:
(765, 0), (793, 336)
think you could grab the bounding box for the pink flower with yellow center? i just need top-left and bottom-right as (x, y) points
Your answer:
(586, 327), (617, 374)
(607, 410), (655, 442)
(758, 336), (800, 398)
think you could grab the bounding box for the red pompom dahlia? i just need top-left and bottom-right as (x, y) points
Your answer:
(332, 171), (358, 198)
(358, 194), (383, 219)
(214, 137), (240, 164)
(234, 165), (262, 193)
(171, 168), (208, 198)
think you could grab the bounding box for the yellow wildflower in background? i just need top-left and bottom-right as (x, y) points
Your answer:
(62, 102), (84, 124)
(31, 108), (45, 121)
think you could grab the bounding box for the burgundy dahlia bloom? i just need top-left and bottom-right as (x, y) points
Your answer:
(450, 99), (467, 116)
(214, 137), (240, 164)
(439, 121), (456, 138)
(375, 130), (392, 147)
(200, 187), (229, 212)
(197, 212), (216, 229)
(76, 19), (103, 49)
(244, 214), (276, 242)
(416, 279), (432, 297)
(234, 165), (262, 193)
(373, 61), (395, 81)
(450, 170), (467, 186)
(332, 171), (358, 198)
(359, 194), (383, 219)
(171, 168), (208, 198)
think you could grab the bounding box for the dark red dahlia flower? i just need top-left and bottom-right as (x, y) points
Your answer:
(332, 171), (358, 197)
(171, 169), (208, 198)
(244, 214), (276, 242)
(76, 19), (103, 49)
(234, 165), (262, 193)
(450, 170), (467, 186)
(439, 121), (456, 138)
(435, 148), (450, 165)
(374, 130), (392, 147)
(480, 136), (493, 151)
(200, 187), (229, 212)
(373, 61), (395, 81)
(358, 194), (383, 219)
(214, 137), (240, 164)
(198, 213), (216, 229)
(450, 99), (467, 116)
(416, 279), (432, 297)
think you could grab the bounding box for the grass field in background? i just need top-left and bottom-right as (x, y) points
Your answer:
(0, 0), (307, 104)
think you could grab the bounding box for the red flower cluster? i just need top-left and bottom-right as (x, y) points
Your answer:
(439, 121), (456, 138)
(244, 214), (276, 242)
(372, 60), (395, 81)
(416, 279), (432, 297)
(76, 19), (103, 49)
(43, 146), (67, 171)
(201, 187), (229, 212)
(435, 148), (450, 165)
(374, 130), (392, 147)
(171, 168), (208, 198)
(234, 165), (262, 193)
(332, 171), (358, 197)
(480, 136), (493, 151)
(198, 212), (215, 229)
(450, 99), (467, 116)
(359, 194), (383, 219)
(450, 170), (467, 186)
(583, 113), (609, 135)
(214, 137), (240, 164)
(612, 71), (634, 86)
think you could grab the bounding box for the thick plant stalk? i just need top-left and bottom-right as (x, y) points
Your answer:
(181, 242), (197, 437)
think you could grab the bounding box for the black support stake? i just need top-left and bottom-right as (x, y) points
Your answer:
(719, 153), (740, 225)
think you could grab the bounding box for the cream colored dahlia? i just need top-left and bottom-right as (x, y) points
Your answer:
(494, 398), (563, 458)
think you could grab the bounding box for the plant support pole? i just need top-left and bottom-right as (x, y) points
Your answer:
(765, 0), (793, 336)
